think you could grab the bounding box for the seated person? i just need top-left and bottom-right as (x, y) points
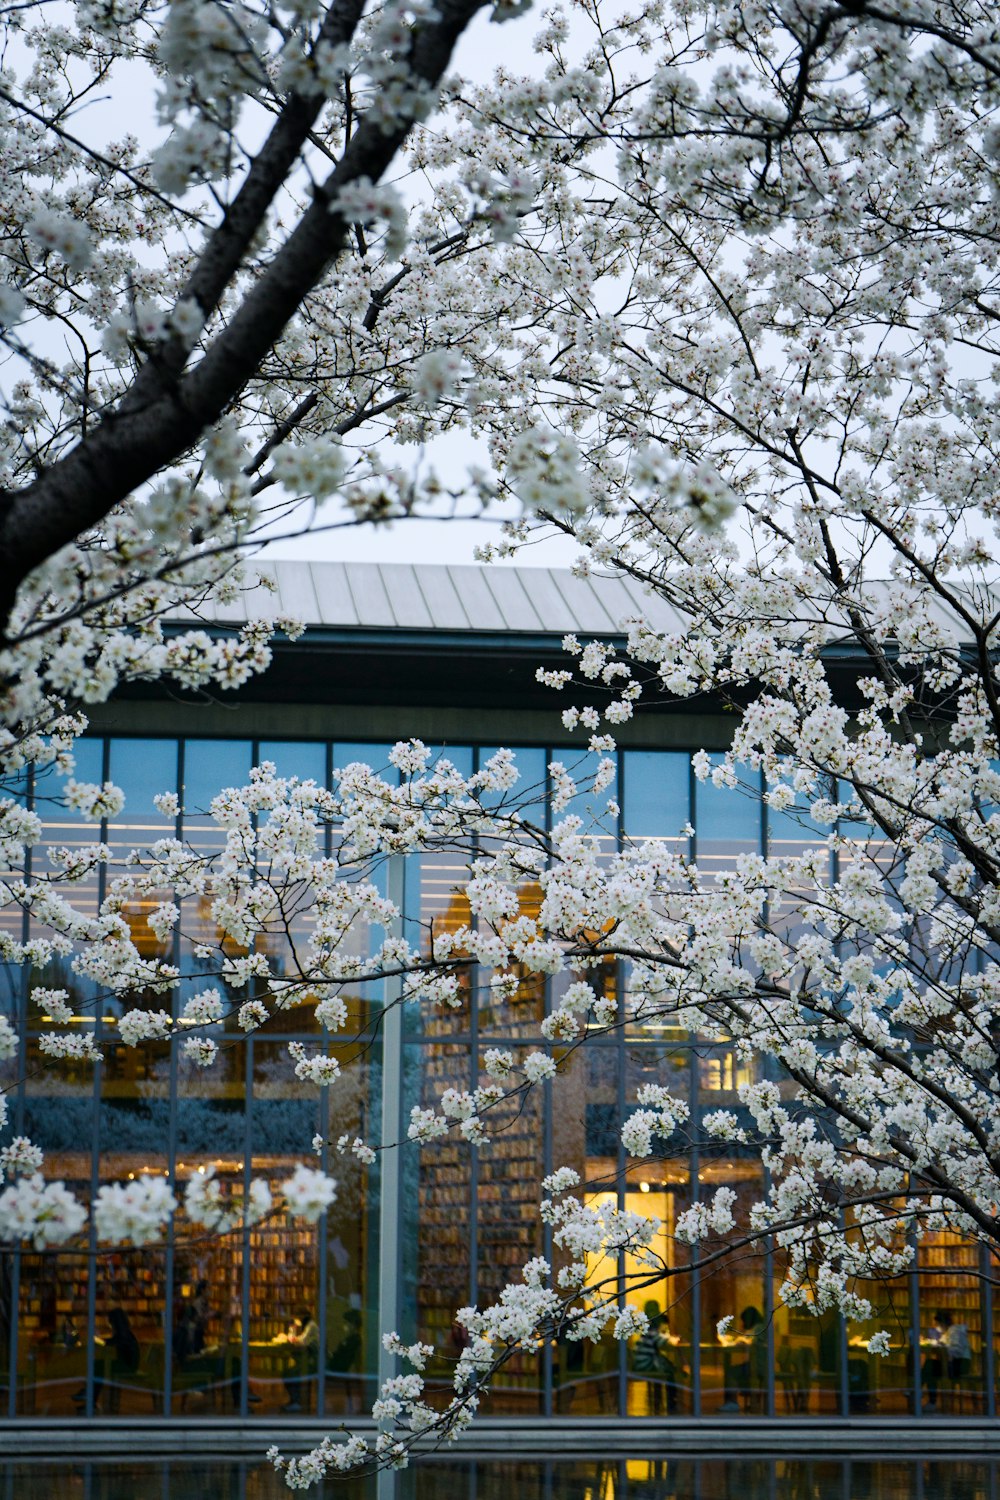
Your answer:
(938, 1310), (972, 1408)
(722, 1306), (767, 1412)
(633, 1300), (681, 1415)
(75, 1306), (140, 1412)
(282, 1306), (319, 1413)
(327, 1307), (363, 1411)
(922, 1315), (946, 1410)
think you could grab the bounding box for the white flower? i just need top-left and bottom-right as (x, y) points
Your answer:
(0, 284), (25, 328)
(248, 1179), (273, 1225)
(94, 1176), (177, 1245)
(408, 1106), (448, 1142)
(38, 1032), (103, 1061)
(523, 1051), (556, 1083)
(283, 1164), (338, 1222)
(182, 987), (223, 1025)
(332, 177), (408, 258)
(170, 298), (205, 341)
(133, 300), (167, 344)
(271, 435), (347, 501)
(64, 780), (125, 819)
(184, 1165), (261, 1234)
(0, 1174), (86, 1248)
(238, 1000), (269, 1031)
(411, 348), (464, 408)
(0, 1137), (44, 1181)
(0, 1016), (18, 1060)
(542, 1166), (580, 1195)
(614, 1305), (648, 1339)
(152, 118), (227, 194)
(506, 426), (590, 516)
(118, 1009), (172, 1047)
(27, 208), (92, 270)
(289, 1040), (341, 1086)
(483, 1048), (515, 1079)
(314, 995), (348, 1031)
(181, 1036), (218, 1067)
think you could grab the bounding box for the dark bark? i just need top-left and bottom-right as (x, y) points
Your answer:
(0, 0), (487, 642)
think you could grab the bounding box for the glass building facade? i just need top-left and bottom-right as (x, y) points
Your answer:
(2, 731), (995, 1423)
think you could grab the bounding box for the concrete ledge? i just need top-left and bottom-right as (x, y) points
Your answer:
(4, 1417), (1000, 1461)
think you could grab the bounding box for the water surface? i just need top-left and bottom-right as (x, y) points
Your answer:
(1, 1458), (996, 1500)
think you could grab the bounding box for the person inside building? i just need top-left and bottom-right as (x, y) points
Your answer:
(282, 1305), (320, 1412)
(173, 1283), (207, 1367)
(327, 1307), (363, 1413)
(923, 1312), (946, 1410)
(633, 1300), (679, 1415)
(776, 1333), (812, 1413)
(721, 1305), (767, 1413)
(75, 1305), (140, 1412)
(938, 1310), (972, 1411)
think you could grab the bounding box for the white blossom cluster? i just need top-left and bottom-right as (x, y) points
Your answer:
(0, 1174), (87, 1248)
(282, 1164), (338, 1222)
(0, 1137), (44, 1181)
(94, 1177), (178, 1246)
(184, 1167), (273, 1234)
(4, 0), (1000, 1478)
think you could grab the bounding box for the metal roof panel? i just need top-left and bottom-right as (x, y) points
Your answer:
(614, 573), (686, 633)
(308, 561), (360, 626)
(575, 572), (647, 633)
(549, 571), (620, 634)
(269, 561), (316, 624)
(186, 560), (988, 645)
(480, 568), (544, 631)
(380, 564), (435, 628)
(411, 565), (472, 629)
(516, 568), (589, 633)
(345, 562), (396, 627)
(443, 566), (505, 630)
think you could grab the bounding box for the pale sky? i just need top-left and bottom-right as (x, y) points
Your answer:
(15, 2), (597, 572)
(265, 5), (572, 570)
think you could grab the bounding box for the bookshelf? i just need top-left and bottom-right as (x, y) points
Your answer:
(918, 1230), (983, 1340)
(247, 1217), (319, 1340)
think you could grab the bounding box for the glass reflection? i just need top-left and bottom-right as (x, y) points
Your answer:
(622, 1173), (693, 1419)
(696, 1158), (767, 1414)
(771, 1246), (842, 1415)
(402, 1043), (473, 1401)
(11, 731), (1000, 1430)
(173, 1028), (246, 1416)
(322, 1055), (378, 1417)
(258, 741), (327, 786)
(846, 1223), (915, 1414)
(97, 740), (179, 1028)
(479, 880), (546, 1035)
(405, 853), (473, 1037)
(694, 760), (762, 881)
(549, 1044), (617, 1415)
(4, 1460), (1000, 1500)
(15, 1249), (89, 1415)
(622, 752), (689, 842)
(26, 737), (105, 1025)
(476, 1062), (545, 1414)
(918, 1230), (984, 1415)
(247, 1041), (321, 1415)
(182, 740), (253, 859)
(621, 1046), (693, 1416)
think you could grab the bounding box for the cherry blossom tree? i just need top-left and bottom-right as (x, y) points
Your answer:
(2, 0), (1000, 1483)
